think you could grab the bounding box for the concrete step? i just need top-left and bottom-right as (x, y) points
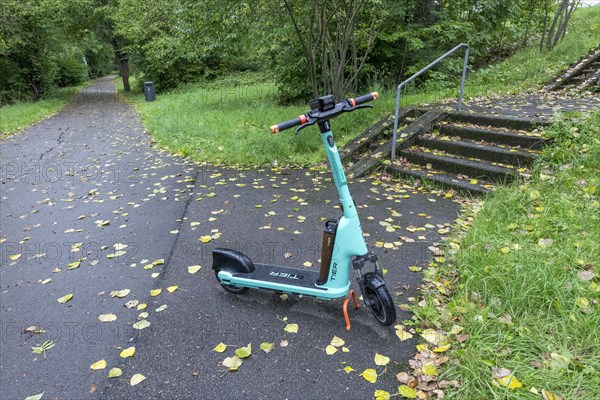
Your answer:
(398, 148), (519, 183)
(436, 123), (550, 149)
(416, 135), (537, 167)
(346, 109), (446, 179)
(444, 112), (551, 131)
(385, 165), (491, 195)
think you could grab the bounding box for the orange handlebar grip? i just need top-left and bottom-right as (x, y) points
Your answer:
(372, 92), (379, 100)
(270, 125), (280, 134)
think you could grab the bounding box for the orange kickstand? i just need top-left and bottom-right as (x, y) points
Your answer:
(342, 290), (360, 331)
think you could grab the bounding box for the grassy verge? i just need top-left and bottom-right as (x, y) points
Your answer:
(412, 111), (600, 399)
(123, 7), (599, 167)
(0, 83), (89, 138)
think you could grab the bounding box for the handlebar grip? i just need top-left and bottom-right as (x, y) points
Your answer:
(270, 114), (308, 133)
(348, 92), (379, 107)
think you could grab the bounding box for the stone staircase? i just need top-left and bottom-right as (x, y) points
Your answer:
(544, 45), (600, 92)
(342, 109), (551, 195)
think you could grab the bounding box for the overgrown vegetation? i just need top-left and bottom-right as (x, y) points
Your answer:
(0, 84), (87, 137)
(122, 5), (599, 167)
(412, 111), (600, 399)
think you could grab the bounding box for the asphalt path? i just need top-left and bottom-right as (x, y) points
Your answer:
(0, 78), (461, 399)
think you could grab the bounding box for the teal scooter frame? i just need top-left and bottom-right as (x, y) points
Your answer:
(213, 93), (396, 326)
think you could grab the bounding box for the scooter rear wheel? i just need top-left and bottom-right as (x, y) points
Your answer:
(364, 272), (396, 326)
(214, 271), (249, 294)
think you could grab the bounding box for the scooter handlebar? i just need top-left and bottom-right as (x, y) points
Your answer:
(270, 92), (378, 133)
(348, 92), (379, 107)
(270, 115), (308, 134)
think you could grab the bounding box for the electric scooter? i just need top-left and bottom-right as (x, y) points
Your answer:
(213, 92), (397, 327)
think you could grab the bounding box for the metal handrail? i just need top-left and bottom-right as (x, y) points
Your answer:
(391, 43), (469, 160)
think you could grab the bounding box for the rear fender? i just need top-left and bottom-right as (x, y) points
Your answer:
(212, 248), (255, 274)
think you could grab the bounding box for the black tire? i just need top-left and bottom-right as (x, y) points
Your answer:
(214, 270), (249, 294)
(364, 273), (396, 326)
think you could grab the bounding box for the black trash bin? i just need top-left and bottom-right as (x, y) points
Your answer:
(143, 81), (156, 102)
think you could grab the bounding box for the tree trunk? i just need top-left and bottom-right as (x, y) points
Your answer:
(117, 57), (130, 92)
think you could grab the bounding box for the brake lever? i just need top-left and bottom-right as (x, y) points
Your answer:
(345, 104), (373, 112)
(294, 120), (316, 134)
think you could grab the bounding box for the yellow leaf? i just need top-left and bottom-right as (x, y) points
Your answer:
(188, 265), (202, 274)
(57, 294), (73, 304)
(152, 259), (165, 266)
(374, 390), (391, 400)
(303, 261), (312, 267)
(500, 246), (511, 254)
(110, 289), (130, 298)
(420, 329), (441, 345)
(395, 326), (413, 341)
(343, 365), (355, 373)
(9, 253), (22, 261)
(330, 336), (345, 347)
(90, 359), (106, 370)
(137, 303), (147, 310)
(98, 314), (117, 323)
(213, 343), (227, 353)
(235, 343), (252, 359)
(360, 368), (377, 383)
(433, 343), (451, 353)
(223, 355), (243, 371)
(167, 285), (178, 293)
(325, 345), (338, 355)
(495, 374), (522, 389)
(67, 260), (81, 269)
(150, 289), (161, 296)
(260, 342), (274, 353)
(342, 347), (350, 353)
(130, 373), (146, 386)
(108, 367), (122, 378)
(120, 346), (135, 358)
(199, 235), (212, 243)
(374, 353), (390, 366)
(422, 363), (438, 376)
(132, 320), (150, 330)
(284, 323), (298, 333)
(398, 385), (417, 398)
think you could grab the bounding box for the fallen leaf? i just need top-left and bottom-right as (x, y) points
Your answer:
(235, 344), (252, 359)
(110, 289), (130, 298)
(284, 323), (298, 333)
(155, 304), (168, 312)
(98, 314), (117, 323)
(330, 336), (345, 347)
(90, 359), (106, 370)
(25, 393), (44, 400)
(223, 355), (243, 371)
(214, 343), (227, 353)
(130, 373), (146, 386)
(150, 289), (161, 296)
(167, 285), (178, 293)
(374, 353), (390, 366)
(325, 345), (338, 355)
(120, 346), (135, 358)
(343, 365), (355, 373)
(398, 385), (418, 398)
(422, 363), (438, 376)
(260, 342), (274, 353)
(188, 265), (202, 274)
(133, 320), (150, 330)
(374, 390), (391, 400)
(395, 325), (413, 341)
(57, 294), (73, 304)
(108, 367), (122, 378)
(360, 368), (378, 383)
(9, 253), (22, 261)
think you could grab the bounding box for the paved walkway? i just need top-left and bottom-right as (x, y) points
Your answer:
(0, 78), (461, 399)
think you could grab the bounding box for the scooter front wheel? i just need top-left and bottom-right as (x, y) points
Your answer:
(364, 272), (396, 326)
(214, 271), (249, 294)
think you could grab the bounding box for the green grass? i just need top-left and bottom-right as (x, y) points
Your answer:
(465, 5), (600, 94)
(123, 6), (600, 167)
(0, 84), (88, 138)
(420, 111), (600, 399)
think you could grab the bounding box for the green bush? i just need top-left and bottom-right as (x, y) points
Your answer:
(55, 53), (88, 87)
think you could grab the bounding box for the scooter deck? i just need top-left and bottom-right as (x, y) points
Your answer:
(233, 264), (326, 291)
